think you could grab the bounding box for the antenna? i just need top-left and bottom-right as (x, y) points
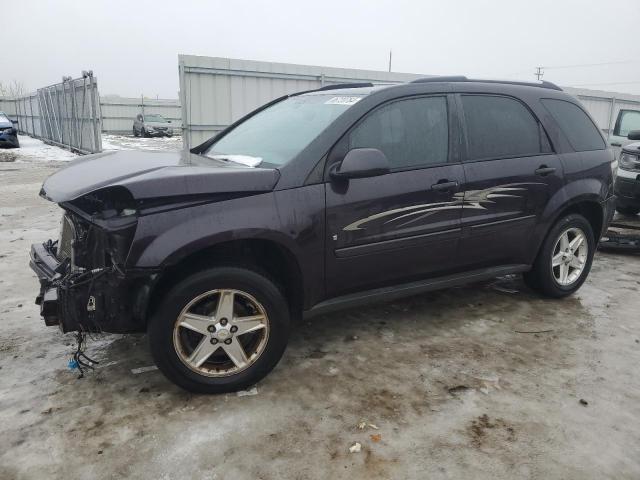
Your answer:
(535, 66), (544, 81)
(388, 50), (392, 73)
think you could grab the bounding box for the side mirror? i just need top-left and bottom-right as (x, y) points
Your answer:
(330, 148), (390, 180)
(11, 119), (18, 125)
(628, 130), (640, 141)
(168, 120), (172, 123)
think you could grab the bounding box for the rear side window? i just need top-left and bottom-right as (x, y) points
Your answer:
(461, 95), (550, 161)
(541, 98), (605, 152)
(348, 96), (448, 169)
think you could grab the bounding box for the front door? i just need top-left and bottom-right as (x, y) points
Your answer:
(456, 94), (564, 268)
(324, 95), (465, 298)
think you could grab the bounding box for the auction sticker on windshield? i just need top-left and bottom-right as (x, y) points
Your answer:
(325, 96), (362, 105)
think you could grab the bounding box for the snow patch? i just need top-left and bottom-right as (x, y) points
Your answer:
(7, 135), (78, 163)
(102, 134), (182, 152)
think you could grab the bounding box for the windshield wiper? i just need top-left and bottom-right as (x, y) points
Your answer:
(206, 154), (263, 168)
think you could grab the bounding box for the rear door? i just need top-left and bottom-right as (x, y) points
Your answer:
(324, 95), (466, 297)
(457, 94), (564, 268)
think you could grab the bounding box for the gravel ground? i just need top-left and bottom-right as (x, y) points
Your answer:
(0, 138), (639, 479)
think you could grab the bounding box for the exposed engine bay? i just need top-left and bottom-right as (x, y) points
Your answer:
(31, 187), (157, 333)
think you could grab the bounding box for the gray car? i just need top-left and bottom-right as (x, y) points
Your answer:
(132, 113), (174, 137)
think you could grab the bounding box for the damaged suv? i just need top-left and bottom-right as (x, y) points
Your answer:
(30, 77), (616, 393)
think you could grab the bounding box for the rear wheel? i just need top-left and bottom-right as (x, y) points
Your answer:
(148, 267), (290, 393)
(615, 205), (639, 216)
(524, 214), (595, 298)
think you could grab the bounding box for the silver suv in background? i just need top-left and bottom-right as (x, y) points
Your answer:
(133, 113), (174, 137)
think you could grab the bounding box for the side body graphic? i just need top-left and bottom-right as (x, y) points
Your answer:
(342, 183), (543, 232)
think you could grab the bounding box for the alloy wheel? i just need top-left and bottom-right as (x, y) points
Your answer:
(551, 227), (588, 286)
(173, 289), (270, 377)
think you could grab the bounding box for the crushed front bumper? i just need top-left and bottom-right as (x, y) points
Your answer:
(30, 242), (65, 327)
(29, 241), (158, 333)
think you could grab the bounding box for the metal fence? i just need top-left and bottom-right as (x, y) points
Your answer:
(178, 55), (640, 150)
(100, 96), (181, 134)
(178, 55), (426, 149)
(9, 73), (102, 154)
(0, 97), (17, 117)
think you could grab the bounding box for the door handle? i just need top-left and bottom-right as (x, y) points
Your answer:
(535, 166), (556, 176)
(431, 180), (459, 191)
(610, 142), (622, 147)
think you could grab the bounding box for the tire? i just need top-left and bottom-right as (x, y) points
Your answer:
(615, 205), (639, 216)
(524, 213), (595, 298)
(148, 266), (290, 393)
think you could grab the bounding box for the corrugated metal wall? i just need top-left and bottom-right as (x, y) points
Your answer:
(178, 55), (426, 149)
(100, 97), (181, 134)
(179, 55), (640, 149)
(2, 96), (181, 135)
(0, 97), (17, 118)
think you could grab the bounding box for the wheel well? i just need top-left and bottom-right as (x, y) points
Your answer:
(559, 201), (604, 239)
(145, 239), (304, 325)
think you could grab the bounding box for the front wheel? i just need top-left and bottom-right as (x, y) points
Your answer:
(524, 213), (595, 298)
(148, 267), (290, 393)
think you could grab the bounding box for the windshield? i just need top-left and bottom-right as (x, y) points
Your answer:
(0, 113), (9, 123)
(144, 114), (166, 123)
(204, 94), (364, 167)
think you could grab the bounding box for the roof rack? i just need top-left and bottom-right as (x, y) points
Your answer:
(410, 76), (469, 84)
(409, 76), (562, 91)
(314, 82), (374, 91)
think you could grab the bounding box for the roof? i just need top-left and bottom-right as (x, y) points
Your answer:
(300, 76), (563, 98)
(302, 84), (391, 96)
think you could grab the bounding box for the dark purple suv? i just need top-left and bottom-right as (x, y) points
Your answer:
(30, 77), (616, 392)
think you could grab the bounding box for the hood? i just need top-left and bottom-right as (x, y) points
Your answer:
(0, 118), (12, 129)
(40, 150), (280, 203)
(622, 141), (640, 154)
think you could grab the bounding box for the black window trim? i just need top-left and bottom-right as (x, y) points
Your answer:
(323, 93), (458, 181)
(457, 93), (556, 164)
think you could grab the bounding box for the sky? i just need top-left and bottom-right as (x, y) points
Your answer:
(5, 0), (640, 98)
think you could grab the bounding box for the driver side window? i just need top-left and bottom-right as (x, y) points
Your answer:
(348, 96), (449, 169)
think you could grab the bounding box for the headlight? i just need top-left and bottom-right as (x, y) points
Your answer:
(619, 152), (640, 172)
